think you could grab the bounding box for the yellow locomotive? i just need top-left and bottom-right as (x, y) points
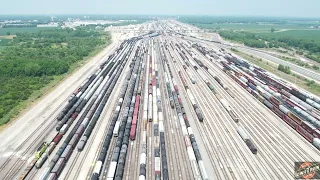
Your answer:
(35, 142), (48, 160)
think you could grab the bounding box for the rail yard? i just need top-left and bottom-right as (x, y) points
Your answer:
(0, 20), (320, 180)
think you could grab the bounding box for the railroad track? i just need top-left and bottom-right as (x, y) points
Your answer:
(0, 48), (115, 180)
(198, 46), (320, 160)
(56, 41), (136, 180)
(188, 42), (287, 179)
(171, 41), (261, 180)
(123, 41), (146, 180)
(161, 41), (197, 180)
(0, 98), (67, 180)
(63, 95), (115, 180)
(159, 43), (178, 179)
(85, 43), (138, 180)
(169, 46), (232, 180)
(24, 166), (38, 180)
(98, 42), (141, 179)
(161, 49), (183, 179)
(88, 43), (139, 180)
(187, 39), (320, 178)
(192, 62), (280, 179)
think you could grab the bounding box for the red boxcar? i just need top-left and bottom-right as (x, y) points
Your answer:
(73, 89), (80, 95)
(312, 129), (320, 139)
(280, 89), (291, 98)
(239, 80), (247, 88)
(284, 98), (295, 108)
(174, 85), (179, 93)
(132, 114), (137, 126)
(183, 114), (188, 121)
(301, 121), (315, 134)
(152, 76), (156, 86)
(296, 125), (314, 142)
(270, 97), (281, 107)
(53, 133), (63, 144)
(269, 86), (278, 92)
(283, 115), (299, 129)
(272, 107), (284, 118)
(71, 112), (78, 119)
(184, 136), (191, 147)
(247, 87), (252, 93)
(130, 125), (137, 140)
(135, 96), (140, 109)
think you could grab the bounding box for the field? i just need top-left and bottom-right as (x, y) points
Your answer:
(0, 27), (60, 35)
(0, 38), (11, 45)
(259, 30), (320, 45)
(195, 23), (309, 32)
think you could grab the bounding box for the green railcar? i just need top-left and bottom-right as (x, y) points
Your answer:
(35, 142), (48, 160)
(208, 84), (215, 92)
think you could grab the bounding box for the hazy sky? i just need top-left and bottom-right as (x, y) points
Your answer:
(1, 0), (320, 17)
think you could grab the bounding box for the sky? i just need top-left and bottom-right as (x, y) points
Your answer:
(1, 0), (320, 17)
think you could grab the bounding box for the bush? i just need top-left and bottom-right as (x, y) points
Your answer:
(312, 65), (319, 70)
(278, 64), (291, 74)
(306, 80), (315, 86)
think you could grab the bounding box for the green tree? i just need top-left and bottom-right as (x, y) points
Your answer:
(284, 66), (291, 74)
(278, 64), (291, 74)
(312, 65), (319, 70)
(6, 32), (10, 35)
(278, 64), (285, 71)
(307, 80), (315, 86)
(271, 28), (275, 33)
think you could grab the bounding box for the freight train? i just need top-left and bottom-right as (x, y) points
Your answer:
(38, 39), (138, 180)
(220, 50), (320, 150)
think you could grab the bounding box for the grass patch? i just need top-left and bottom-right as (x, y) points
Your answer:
(259, 30), (320, 45)
(0, 38), (11, 46)
(232, 50), (320, 95)
(192, 23), (308, 32)
(0, 27), (60, 35)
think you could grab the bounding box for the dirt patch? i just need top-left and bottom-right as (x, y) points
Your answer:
(0, 35), (16, 39)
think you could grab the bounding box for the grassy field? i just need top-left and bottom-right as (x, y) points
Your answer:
(232, 50), (320, 95)
(0, 38), (11, 46)
(194, 23), (309, 32)
(259, 30), (320, 45)
(193, 22), (320, 43)
(0, 27), (60, 35)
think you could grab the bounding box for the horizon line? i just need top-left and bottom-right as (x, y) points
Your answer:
(0, 14), (319, 19)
